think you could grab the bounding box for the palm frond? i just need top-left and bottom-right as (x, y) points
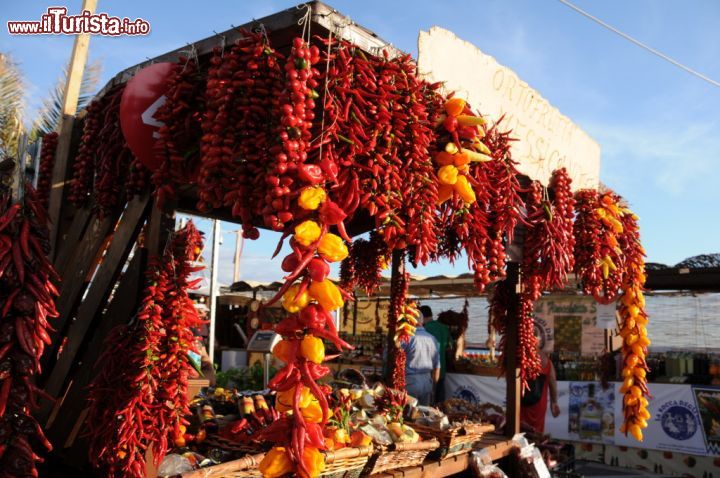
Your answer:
(0, 53), (25, 157)
(32, 59), (103, 137)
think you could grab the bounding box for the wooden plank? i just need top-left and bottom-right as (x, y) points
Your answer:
(42, 210), (119, 377)
(45, 250), (146, 436)
(504, 262), (522, 438)
(41, 194), (151, 403)
(53, 206), (93, 277)
(48, 0), (98, 256)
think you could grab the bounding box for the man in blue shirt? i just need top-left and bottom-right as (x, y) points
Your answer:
(401, 323), (441, 406)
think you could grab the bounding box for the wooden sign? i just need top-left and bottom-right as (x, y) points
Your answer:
(418, 27), (600, 190)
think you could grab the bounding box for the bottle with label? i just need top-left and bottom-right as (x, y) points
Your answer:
(579, 384), (603, 440)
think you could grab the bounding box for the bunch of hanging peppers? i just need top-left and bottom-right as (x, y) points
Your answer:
(386, 262), (410, 390)
(0, 184), (59, 477)
(573, 189), (650, 441)
(85, 222), (204, 477)
(254, 71), (354, 473)
(36, 132), (58, 209)
(68, 97), (103, 207)
(152, 58), (206, 207)
(338, 231), (389, 296)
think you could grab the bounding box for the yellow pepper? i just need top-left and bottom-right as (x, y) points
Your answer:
(276, 385), (314, 413)
(300, 335), (325, 364)
(259, 447), (293, 478)
(438, 165), (459, 185)
(317, 233), (348, 262)
(437, 184), (454, 204)
(453, 175), (476, 203)
(456, 114), (486, 127)
(301, 399), (324, 423)
(272, 339), (295, 363)
(444, 98), (466, 117)
(294, 220), (322, 246)
(309, 279), (344, 311)
(445, 142), (460, 154)
(472, 139), (492, 155)
(298, 187), (326, 210)
(282, 283), (310, 313)
(298, 447), (325, 478)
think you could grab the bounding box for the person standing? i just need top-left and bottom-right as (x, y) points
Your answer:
(520, 326), (560, 433)
(401, 321), (441, 406)
(420, 305), (451, 403)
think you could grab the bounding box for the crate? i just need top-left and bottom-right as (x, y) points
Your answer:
(413, 422), (495, 459)
(363, 439), (439, 476)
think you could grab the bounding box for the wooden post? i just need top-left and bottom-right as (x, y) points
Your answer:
(504, 262), (522, 438)
(233, 229), (243, 283)
(48, 0), (98, 257)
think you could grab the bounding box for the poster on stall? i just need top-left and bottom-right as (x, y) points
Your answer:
(693, 387), (720, 455)
(535, 296), (603, 354)
(566, 382), (616, 444)
(615, 383), (707, 456)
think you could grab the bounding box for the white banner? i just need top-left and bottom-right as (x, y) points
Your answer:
(445, 374), (720, 457)
(615, 383), (707, 456)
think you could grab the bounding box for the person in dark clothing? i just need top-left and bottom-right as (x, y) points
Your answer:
(420, 305), (451, 404)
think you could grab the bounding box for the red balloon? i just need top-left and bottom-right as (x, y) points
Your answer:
(120, 62), (177, 171)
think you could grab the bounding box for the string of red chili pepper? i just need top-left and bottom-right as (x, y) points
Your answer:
(124, 157), (150, 201)
(85, 222), (204, 476)
(35, 132), (58, 209)
(573, 189), (624, 303)
(93, 85), (135, 217)
(153, 224), (204, 462)
(339, 231), (389, 296)
(152, 58), (205, 208)
(68, 98), (103, 207)
(0, 184), (60, 477)
(387, 261), (409, 390)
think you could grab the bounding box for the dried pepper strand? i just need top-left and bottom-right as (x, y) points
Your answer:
(0, 184), (59, 477)
(36, 132), (58, 209)
(257, 38), (349, 478)
(85, 222), (204, 476)
(340, 231), (388, 296)
(152, 58), (205, 207)
(387, 263), (409, 390)
(125, 157), (150, 201)
(68, 98), (103, 206)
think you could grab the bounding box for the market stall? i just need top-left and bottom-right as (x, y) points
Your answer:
(0, 2), (658, 478)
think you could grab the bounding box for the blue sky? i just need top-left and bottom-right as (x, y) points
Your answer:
(2, 1), (719, 284)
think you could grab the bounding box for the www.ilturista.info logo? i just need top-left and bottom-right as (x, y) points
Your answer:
(7, 7), (150, 36)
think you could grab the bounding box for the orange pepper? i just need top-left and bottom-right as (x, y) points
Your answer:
(453, 175), (476, 203)
(300, 335), (325, 364)
(350, 431), (372, 447)
(272, 339), (295, 363)
(309, 279), (344, 311)
(434, 151), (455, 166)
(317, 233), (348, 262)
(437, 184), (454, 204)
(294, 220), (322, 246)
(453, 152), (471, 167)
(276, 386), (313, 413)
(444, 98), (466, 117)
(259, 447), (293, 478)
(298, 187), (326, 210)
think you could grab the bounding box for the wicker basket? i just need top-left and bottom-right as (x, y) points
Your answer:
(363, 439), (439, 476)
(412, 422), (495, 459)
(177, 446), (373, 478)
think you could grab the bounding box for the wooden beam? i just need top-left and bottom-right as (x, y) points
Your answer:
(48, 0), (98, 257)
(41, 194), (151, 404)
(52, 206), (93, 277)
(42, 210), (119, 376)
(45, 250), (145, 444)
(504, 262), (522, 438)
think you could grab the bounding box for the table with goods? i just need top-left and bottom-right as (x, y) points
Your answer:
(1, 2), (657, 478)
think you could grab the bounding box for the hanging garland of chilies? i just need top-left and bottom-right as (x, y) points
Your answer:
(573, 190), (650, 441)
(252, 36), (354, 478)
(338, 231), (389, 296)
(85, 222), (204, 477)
(0, 184), (59, 478)
(36, 132), (58, 209)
